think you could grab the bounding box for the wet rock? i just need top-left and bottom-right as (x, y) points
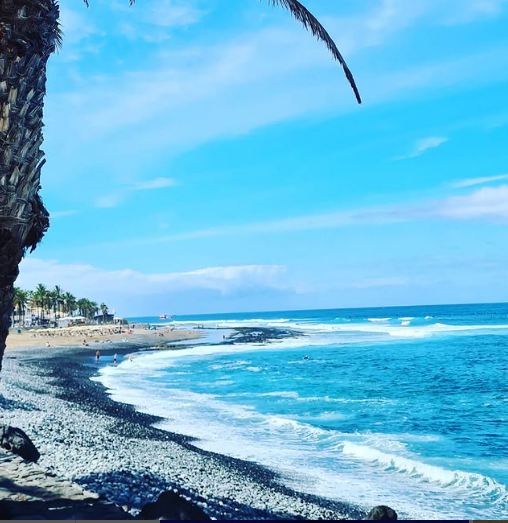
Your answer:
(366, 505), (398, 520)
(139, 491), (210, 521)
(0, 424), (40, 462)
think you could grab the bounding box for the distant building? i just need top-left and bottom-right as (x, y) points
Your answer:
(94, 313), (114, 325)
(57, 316), (87, 328)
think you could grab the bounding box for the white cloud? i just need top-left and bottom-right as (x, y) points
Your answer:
(17, 259), (288, 302)
(438, 185), (508, 219)
(451, 173), (508, 188)
(397, 136), (448, 160)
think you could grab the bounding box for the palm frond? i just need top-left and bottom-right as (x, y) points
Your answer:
(268, 0), (361, 104)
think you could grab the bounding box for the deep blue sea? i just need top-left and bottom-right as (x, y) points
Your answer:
(97, 303), (508, 519)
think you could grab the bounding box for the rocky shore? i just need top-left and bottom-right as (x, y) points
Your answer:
(0, 334), (367, 520)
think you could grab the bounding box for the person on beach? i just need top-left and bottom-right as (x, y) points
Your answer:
(96, 350), (100, 363)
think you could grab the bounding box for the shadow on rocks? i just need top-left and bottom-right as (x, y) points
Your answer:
(139, 491), (210, 521)
(0, 395), (39, 412)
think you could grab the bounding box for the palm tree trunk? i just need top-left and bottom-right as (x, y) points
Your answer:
(0, 234), (20, 363)
(0, 1), (59, 372)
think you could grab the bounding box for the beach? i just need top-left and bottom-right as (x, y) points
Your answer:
(0, 329), (364, 520)
(5, 324), (200, 351)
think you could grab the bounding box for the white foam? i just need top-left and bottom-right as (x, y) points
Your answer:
(95, 360), (508, 519)
(96, 314), (508, 519)
(342, 442), (508, 503)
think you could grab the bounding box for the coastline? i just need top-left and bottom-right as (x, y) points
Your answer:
(0, 331), (365, 520)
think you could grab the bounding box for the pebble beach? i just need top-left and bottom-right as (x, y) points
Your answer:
(0, 333), (365, 520)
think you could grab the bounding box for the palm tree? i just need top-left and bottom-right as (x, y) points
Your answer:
(32, 284), (49, 323)
(51, 285), (63, 319)
(62, 291), (77, 316)
(12, 287), (29, 326)
(76, 298), (88, 318)
(99, 302), (109, 323)
(0, 1), (360, 372)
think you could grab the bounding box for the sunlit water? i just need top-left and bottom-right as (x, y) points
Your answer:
(97, 303), (508, 519)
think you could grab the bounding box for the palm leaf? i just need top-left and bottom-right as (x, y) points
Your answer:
(267, 0), (361, 103)
(82, 0), (361, 103)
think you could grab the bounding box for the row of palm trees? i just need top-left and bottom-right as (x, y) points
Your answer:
(12, 284), (110, 326)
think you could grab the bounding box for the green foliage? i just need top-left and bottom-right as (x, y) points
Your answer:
(13, 285), (109, 322)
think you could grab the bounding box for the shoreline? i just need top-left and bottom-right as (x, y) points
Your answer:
(0, 330), (365, 520)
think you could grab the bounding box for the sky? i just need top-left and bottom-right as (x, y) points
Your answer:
(16, 0), (508, 316)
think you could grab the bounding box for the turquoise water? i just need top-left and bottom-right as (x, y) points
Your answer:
(99, 304), (508, 519)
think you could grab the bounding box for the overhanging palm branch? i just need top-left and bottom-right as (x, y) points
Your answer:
(268, 0), (361, 103)
(82, 0), (362, 104)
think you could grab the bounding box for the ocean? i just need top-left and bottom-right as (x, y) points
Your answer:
(96, 303), (508, 519)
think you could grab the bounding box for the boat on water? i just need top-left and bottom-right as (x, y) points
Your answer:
(159, 314), (169, 320)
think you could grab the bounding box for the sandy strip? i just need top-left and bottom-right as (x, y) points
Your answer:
(6, 326), (200, 351)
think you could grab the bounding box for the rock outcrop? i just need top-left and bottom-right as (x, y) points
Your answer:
(0, 449), (131, 520)
(139, 490), (210, 521)
(366, 505), (398, 520)
(0, 425), (40, 462)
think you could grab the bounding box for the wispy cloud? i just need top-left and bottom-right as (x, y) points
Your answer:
(99, 183), (508, 245)
(95, 177), (177, 208)
(133, 177), (177, 190)
(144, 0), (205, 28)
(451, 173), (508, 188)
(442, 0), (508, 24)
(48, 0), (508, 165)
(117, 1), (206, 43)
(397, 136), (448, 160)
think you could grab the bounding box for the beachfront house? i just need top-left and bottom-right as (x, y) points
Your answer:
(94, 313), (114, 325)
(57, 316), (87, 328)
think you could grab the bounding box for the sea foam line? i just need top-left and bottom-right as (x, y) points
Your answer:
(342, 443), (508, 502)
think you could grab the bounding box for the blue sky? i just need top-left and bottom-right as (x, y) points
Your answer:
(17, 0), (508, 315)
